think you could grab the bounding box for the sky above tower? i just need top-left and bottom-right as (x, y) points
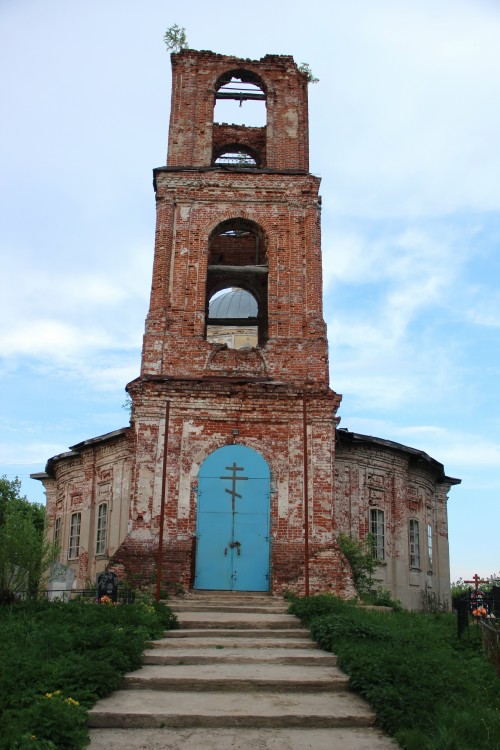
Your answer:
(1, 0), (499, 582)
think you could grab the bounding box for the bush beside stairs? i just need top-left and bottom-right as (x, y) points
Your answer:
(88, 592), (398, 749)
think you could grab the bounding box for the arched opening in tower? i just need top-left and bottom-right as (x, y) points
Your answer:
(205, 219), (268, 347)
(213, 69), (267, 127)
(213, 144), (258, 167)
(212, 69), (267, 167)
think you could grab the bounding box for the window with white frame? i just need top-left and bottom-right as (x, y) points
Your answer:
(370, 508), (385, 561)
(68, 512), (81, 559)
(427, 523), (433, 573)
(96, 503), (108, 556)
(409, 519), (421, 569)
(54, 516), (61, 548)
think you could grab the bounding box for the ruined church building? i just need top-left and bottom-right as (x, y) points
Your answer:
(33, 49), (459, 609)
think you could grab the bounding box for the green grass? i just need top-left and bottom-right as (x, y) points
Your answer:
(288, 595), (500, 750)
(0, 598), (177, 749)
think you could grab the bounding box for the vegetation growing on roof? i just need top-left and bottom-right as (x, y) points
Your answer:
(164, 24), (189, 52)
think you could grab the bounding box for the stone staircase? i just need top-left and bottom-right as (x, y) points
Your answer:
(88, 592), (397, 749)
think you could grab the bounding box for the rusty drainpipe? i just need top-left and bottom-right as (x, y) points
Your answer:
(303, 392), (310, 597)
(155, 400), (170, 601)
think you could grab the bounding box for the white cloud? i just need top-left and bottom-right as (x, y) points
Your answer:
(463, 288), (500, 329)
(322, 217), (495, 415)
(0, 241), (150, 388)
(311, 0), (500, 217)
(0, 321), (110, 357)
(0, 441), (68, 464)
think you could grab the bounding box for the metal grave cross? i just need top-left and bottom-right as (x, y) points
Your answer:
(464, 573), (489, 593)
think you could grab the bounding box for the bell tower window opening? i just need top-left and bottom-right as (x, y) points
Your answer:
(209, 220), (267, 266)
(214, 146), (258, 167)
(205, 219), (268, 347)
(214, 70), (267, 128)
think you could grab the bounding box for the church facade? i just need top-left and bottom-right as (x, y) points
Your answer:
(33, 50), (459, 609)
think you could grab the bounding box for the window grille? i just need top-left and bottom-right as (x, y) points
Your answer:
(427, 523), (433, 573)
(370, 508), (385, 560)
(54, 516), (61, 548)
(96, 503), (108, 555)
(409, 519), (421, 569)
(68, 512), (81, 559)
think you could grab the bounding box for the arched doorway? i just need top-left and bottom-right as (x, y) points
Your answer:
(195, 445), (270, 591)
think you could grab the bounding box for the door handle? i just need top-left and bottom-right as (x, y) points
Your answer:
(224, 547), (227, 556)
(230, 541), (241, 556)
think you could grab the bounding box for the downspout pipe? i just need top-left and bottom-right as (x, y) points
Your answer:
(303, 393), (310, 596)
(155, 400), (170, 601)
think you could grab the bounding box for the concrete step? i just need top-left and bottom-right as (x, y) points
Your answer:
(122, 663), (348, 692)
(168, 589), (278, 604)
(176, 612), (302, 629)
(143, 646), (337, 665)
(88, 595), (396, 749)
(169, 603), (289, 614)
(88, 689), (376, 729)
(161, 628), (312, 638)
(88, 726), (399, 750)
(150, 636), (316, 649)
(165, 597), (283, 609)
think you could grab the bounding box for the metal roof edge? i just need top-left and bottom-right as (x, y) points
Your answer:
(68, 427), (130, 452)
(336, 428), (461, 485)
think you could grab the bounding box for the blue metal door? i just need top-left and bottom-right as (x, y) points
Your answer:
(195, 445), (270, 591)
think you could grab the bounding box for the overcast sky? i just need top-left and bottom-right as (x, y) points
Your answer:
(1, 0), (499, 582)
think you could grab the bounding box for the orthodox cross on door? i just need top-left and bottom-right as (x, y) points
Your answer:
(220, 463), (248, 512)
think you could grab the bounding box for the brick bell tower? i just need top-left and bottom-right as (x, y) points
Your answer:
(121, 49), (352, 596)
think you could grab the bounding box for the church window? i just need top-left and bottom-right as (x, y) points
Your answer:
(409, 519), (421, 569)
(427, 524), (433, 574)
(53, 516), (61, 549)
(370, 508), (385, 561)
(96, 503), (108, 556)
(68, 512), (81, 559)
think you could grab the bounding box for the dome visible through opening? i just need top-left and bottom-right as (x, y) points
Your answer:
(207, 288), (258, 350)
(209, 288), (258, 319)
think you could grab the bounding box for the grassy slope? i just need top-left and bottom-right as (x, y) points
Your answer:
(289, 595), (500, 750)
(0, 599), (177, 750)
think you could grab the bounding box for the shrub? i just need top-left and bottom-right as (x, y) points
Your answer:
(0, 598), (177, 749)
(289, 594), (500, 749)
(337, 533), (377, 595)
(0, 477), (55, 603)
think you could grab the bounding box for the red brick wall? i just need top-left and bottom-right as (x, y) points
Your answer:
(167, 50), (309, 171)
(209, 230), (264, 267)
(117, 377), (345, 595)
(212, 124), (266, 167)
(142, 170), (328, 384)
